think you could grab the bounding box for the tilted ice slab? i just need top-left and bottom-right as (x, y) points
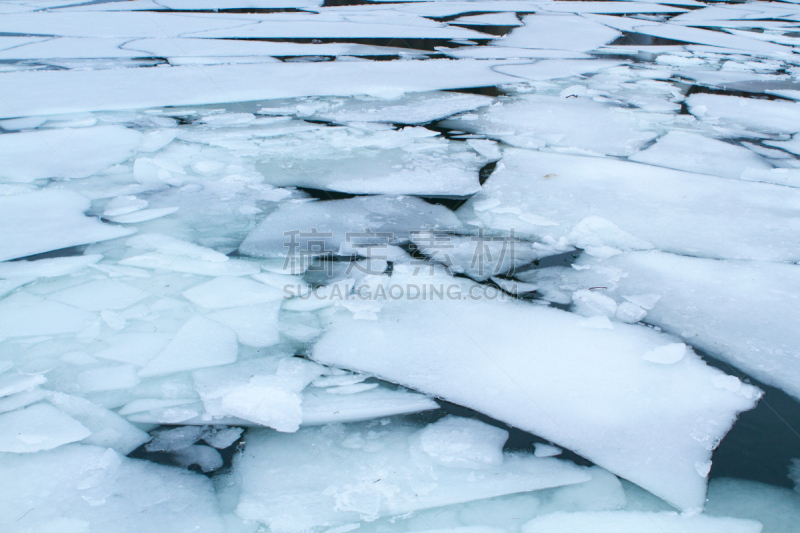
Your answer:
(0, 60), (520, 119)
(493, 14), (621, 51)
(124, 37), (417, 59)
(233, 416), (592, 531)
(185, 13), (488, 40)
(254, 127), (485, 196)
(456, 149), (800, 262)
(0, 444), (224, 533)
(312, 267), (761, 512)
(687, 93), (800, 135)
(585, 14), (793, 55)
(239, 196), (462, 259)
(573, 251), (800, 401)
(0, 125), (141, 182)
(521, 511), (762, 533)
(629, 131), (772, 180)
(494, 59), (626, 82)
(442, 94), (657, 156)
(0, 190), (134, 262)
(309, 91), (493, 125)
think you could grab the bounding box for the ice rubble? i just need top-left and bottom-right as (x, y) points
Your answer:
(313, 266), (761, 512)
(233, 416), (592, 531)
(457, 149), (800, 262)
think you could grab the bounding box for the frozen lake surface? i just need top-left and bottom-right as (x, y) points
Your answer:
(0, 0), (799, 531)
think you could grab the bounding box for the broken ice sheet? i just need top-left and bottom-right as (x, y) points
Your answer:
(0, 189), (134, 262)
(313, 266), (761, 512)
(572, 251), (800, 401)
(0, 125), (141, 182)
(239, 195), (463, 259)
(457, 149), (800, 262)
(442, 94), (658, 157)
(233, 416), (591, 531)
(252, 125), (485, 196)
(0, 444), (225, 532)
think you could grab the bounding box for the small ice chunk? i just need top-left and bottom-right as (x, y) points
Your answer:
(615, 302), (647, 324)
(221, 376), (303, 432)
(103, 195), (149, 217)
(172, 444), (223, 473)
(211, 302), (282, 347)
(47, 392), (150, 454)
(203, 426), (243, 449)
(139, 316), (238, 377)
(183, 276), (283, 309)
(642, 344), (686, 365)
(534, 444), (562, 458)
(146, 426), (206, 452)
(419, 416), (508, 468)
(0, 403), (90, 453)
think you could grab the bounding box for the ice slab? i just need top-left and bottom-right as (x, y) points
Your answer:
(312, 266), (761, 512)
(443, 94), (657, 156)
(0, 292), (96, 337)
(234, 416), (592, 531)
(687, 94), (800, 135)
(124, 37), (418, 59)
(47, 392), (150, 455)
(239, 196), (463, 259)
(49, 279), (145, 311)
(183, 276), (283, 309)
(494, 59), (626, 81)
(0, 254), (101, 279)
(300, 385), (439, 425)
(0, 444), (224, 532)
(0, 11), (260, 38)
(494, 15), (621, 51)
(185, 14), (487, 40)
(0, 189), (134, 262)
(457, 149), (800, 262)
(254, 126), (484, 196)
(0, 125), (140, 182)
(0, 402), (90, 453)
(210, 302), (282, 348)
(139, 315), (238, 377)
(629, 131), (772, 180)
(576, 251), (800, 401)
(521, 511), (762, 533)
(0, 60), (519, 119)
